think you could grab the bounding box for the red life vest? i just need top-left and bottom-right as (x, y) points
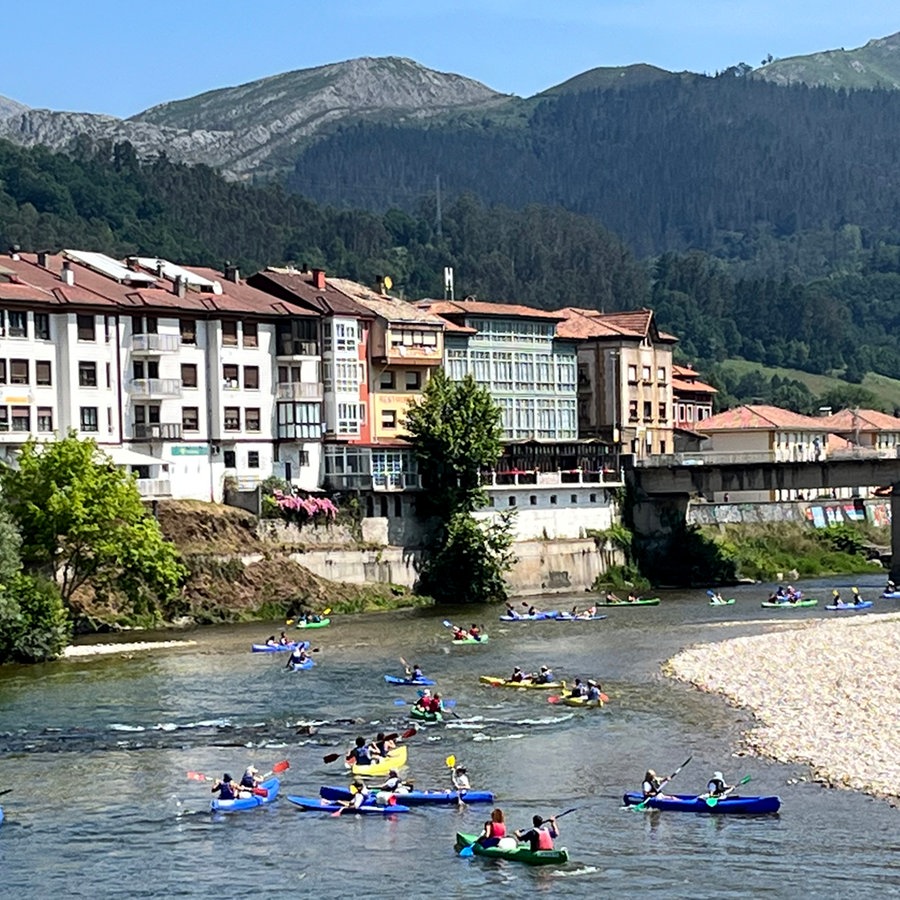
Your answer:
(537, 828), (553, 850)
(488, 822), (506, 838)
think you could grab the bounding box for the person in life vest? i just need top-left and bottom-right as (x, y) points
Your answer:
(451, 765), (470, 793)
(452, 626), (467, 641)
(569, 678), (587, 699)
(372, 732), (396, 757)
(211, 773), (238, 801)
(347, 779), (371, 809)
(415, 689), (432, 711)
(346, 736), (372, 768)
(378, 769), (411, 794)
(509, 666), (527, 683)
(469, 624), (482, 641)
(515, 814), (559, 851)
(477, 808), (507, 847)
(405, 663), (425, 681)
(532, 665), (554, 685)
(505, 603), (522, 620)
(237, 766), (261, 796)
(427, 693), (444, 714)
(264, 635), (278, 647)
(586, 680), (603, 702)
(642, 769), (664, 798)
(278, 631), (290, 645)
(285, 645), (310, 668)
(706, 771), (732, 798)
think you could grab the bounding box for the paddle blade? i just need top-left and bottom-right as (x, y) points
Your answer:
(600, 693), (610, 703)
(323, 608), (332, 615)
(547, 696), (561, 704)
(330, 806), (345, 817)
(272, 760), (290, 774)
(323, 753), (341, 764)
(459, 845), (475, 858)
(442, 620), (452, 628)
(285, 619), (294, 626)
(186, 771), (209, 782)
(445, 754), (456, 768)
(401, 727), (417, 739)
(394, 698), (408, 706)
(252, 786), (269, 797)
(706, 590), (715, 597)
(443, 699), (457, 709)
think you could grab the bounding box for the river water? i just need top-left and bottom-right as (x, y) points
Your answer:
(0, 575), (896, 899)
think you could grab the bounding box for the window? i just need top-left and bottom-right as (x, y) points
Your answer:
(37, 407), (53, 432)
(381, 409), (397, 429)
(508, 496), (516, 507)
(658, 402), (668, 421)
(335, 361), (359, 393)
(627, 364), (638, 383)
(223, 364), (239, 388)
(36, 361), (52, 386)
(182, 407), (199, 431)
(105, 316), (113, 343)
(0, 360), (4, 384)
(379, 371), (395, 389)
(223, 450), (236, 468)
(105, 362), (111, 388)
(242, 321), (258, 348)
(530, 495), (537, 505)
(571, 494), (578, 504)
(137, 315), (157, 335)
(590, 494), (597, 503)
(181, 364), (198, 388)
(12, 406), (30, 432)
(404, 371), (421, 391)
(77, 314), (95, 341)
(10, 359), (28, 385)
(515, 352), (535, 390)
(660, 440), (667, 453)
(550, 495), (558, 505)
(180, 318), (197, 345)
(247, 450), (260, 468)
(80, 407), (98, 432)
(642, 365), (652, 382)
(336, 402), (362, 435)
(493, 352), (513, 390)
(224, 407), (240, 431)
(629, 400), (638, 421)
(107, 407), (114, 435)
(34, 313), (50, 340)
(78, 361), (97, 387)
(643, 401), (653, 420)
(222, 321), (238, 346)
(657, 366), (666, 382)
(334, 321), (358, 352)
(0, 406), (6, 430)
(243, 366), (259, 390)
(245, 408), (261, 432)
(8, 311), (26, 337)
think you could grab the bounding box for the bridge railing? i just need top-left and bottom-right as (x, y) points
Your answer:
(636, 447), (898, 467)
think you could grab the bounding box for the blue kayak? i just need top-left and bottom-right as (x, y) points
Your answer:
(826, 601), (873, 611)
(319, 785), (494, 805)
(500, 610), (559, 621)
(287, 794), (410, 814)
(252, 641), (309, 653)
(622, 791), (780, 815)
(552, 613), (608, 622)
(0, 806), (4, 826)
(383, 674), (436, 686)
(211, 777), (280, 812)
(289, 658), (315, 671)
(882, 592), (900, 600)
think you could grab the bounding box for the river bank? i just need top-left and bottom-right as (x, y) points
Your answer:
(667, 610), (900, 803)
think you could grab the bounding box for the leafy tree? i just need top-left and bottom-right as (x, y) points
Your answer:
(0, 433), (186, 620)
(0, 505), (21, 587)
(0, 574), (69, 663)
(403, 371), (504, 515)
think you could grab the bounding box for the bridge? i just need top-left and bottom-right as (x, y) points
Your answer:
(624, 454), (900, 583)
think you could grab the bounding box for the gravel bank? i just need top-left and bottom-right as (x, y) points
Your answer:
(667, 611), (900, 801)
(63, 640), (197, 658)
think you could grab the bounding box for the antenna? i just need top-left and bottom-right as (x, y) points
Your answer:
(443, 266), (454, 300)
(435, 174), (442, 237)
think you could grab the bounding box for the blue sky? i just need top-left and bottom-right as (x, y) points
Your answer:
(3, 1), (898, 117)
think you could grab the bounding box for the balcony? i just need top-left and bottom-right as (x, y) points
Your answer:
(324, 473), (422, 492)
(136, 478), (172, 498)
(133, 422), (183, 441)
(380, 344), (442, 366)
(481, 467), (623, 488)
(132, 333), (181, 354)
(276, 381), (324, 401)
(129, 378), (182, 399)
(276, 340), (319, 360)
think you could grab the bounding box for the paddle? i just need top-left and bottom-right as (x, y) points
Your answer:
(0, 788), (12, 797)
(322, 729), (415, 764)
(631, 755), (693, 811)
(445, 754), (467, 808)
(705, 775), (751, 807)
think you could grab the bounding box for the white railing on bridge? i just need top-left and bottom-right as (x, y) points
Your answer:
(481, 468), (624, 487)
(638, 448), (899, 467)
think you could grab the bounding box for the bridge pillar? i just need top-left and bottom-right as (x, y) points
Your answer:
(892, 485), (900, 584)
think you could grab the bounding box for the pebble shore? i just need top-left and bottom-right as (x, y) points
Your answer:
(667, 611), (900, 801)
(63, 639), (197, 658)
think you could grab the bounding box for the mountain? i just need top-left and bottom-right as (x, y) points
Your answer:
(539, 63), (694, 97)
(753, 31), (900, 90)
(0, 57), (507, 181)
(0, 94), (28, 119)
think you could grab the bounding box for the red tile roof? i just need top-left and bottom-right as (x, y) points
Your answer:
(248, 269), (372, 317)
(672, 376), (718, 394)
(697, 404), (830, 432)
(417, 299), (565, 321)
(820, 408), (900, 432)
(554, 308), (642, 339)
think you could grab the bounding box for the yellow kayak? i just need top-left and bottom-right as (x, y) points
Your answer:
(347, 744), (408, 777)
(562, 695), (603, 708)
(479, 675), (566, 691)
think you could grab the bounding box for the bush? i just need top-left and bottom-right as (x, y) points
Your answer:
(0, 574), (70, 662)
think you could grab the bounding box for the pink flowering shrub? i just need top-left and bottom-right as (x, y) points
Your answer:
(272, 490), (338, 527)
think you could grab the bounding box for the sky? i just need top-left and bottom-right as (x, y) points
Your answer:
(2, 1), (899, 118)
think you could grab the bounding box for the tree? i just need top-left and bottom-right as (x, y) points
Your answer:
(0, 505), (21, 587)
(0, 433), (186, 620)
(403, 371), (504, 515)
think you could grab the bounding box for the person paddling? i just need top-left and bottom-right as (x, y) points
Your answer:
(451, 765), (471, 792)
(569, 678), (587, 698)
(237, 765), (261, 796)
(346, 736), (373, 768)
(586, 679), (603, 702)
(285, 644), (310, 668)
(605, 592), (622, 604)
(477, 808), (507, 848)
(278, 631), (290, 645)
(211, 773), (238, 801)
(515, 814), (559, 851)
(705, 771), (733, 798)
(509, 666), (527, 683)
(405, 663), (425, 681)
(532, 665), (554, 685)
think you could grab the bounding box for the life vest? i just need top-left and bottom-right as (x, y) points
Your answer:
(708, 778), (726, 795)
(537, 828), (553, 850)
(488, 821), (506, 838)
(217, 782), (235, 800)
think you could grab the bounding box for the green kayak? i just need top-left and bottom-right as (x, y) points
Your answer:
(296, 617), (331, 629)
(600, 597), (660, 607)
(455, 832), (568, 866)
(760, 599), (818, 609)
(409, 706), (443, 723)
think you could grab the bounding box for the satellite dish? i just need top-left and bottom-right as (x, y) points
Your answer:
(383, 275), (393, 291)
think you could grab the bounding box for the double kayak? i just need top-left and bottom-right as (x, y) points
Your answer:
(296, 617), (330, 629)
(761, 599), (818, 609)
(479, 675), (565, 690)
(455, 832), (569, 866)
(622, 791), (781, 815)
(347, 744), (408, 777)
(501, 612), (608, 622)
(383, 674), (436, 686)
(289, 658), (315, 671)
(600, 597), (660, 607)
(826, 601), (873, 611)
(553, 613), (608, 622)
(211, 777), (280, 812)
(500, 610), (558, 621)
(251, 640), (309, 652)
(409, 706), (443, 723)
(452, 634), (489, 644)
(320, 785), (495, 805)
(287, 795), (410, 814)
(562, 695), (603, 708)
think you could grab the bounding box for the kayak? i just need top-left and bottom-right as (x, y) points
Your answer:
(562, 695), (603, 708)
(289, 657), (315, 671)
(826, 601), (873, 611)
(883, 591), (900, 600)
(499, 611), (558, 621)
(452, 634), (489, 644)
(0, 807), (3, 826)
(409, 706), (443, 723)
(383, 674), (436, 686)
(251, 640), (308, 652)
(479, 675), (565, 690)
(600, 598), (660, 606)
(296, 617), (330, 629)
(211, 777), (280, 812)
(622, 791), (781, 815)
(287, 795), (410, 814)
(760, 599), (818, 609)
(320, 785), (495, 805)
(553, 613), (608, 622)
(708, 599), (736, 606)
(455, 832), (569, 866)
(348, 744), (408, 777)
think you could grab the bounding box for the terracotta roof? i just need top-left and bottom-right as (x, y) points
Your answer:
(826, 433), (855, 451)
(819, 408), (900, 432)
(673, 364), (699, 376)
(417, 299), (565, 321)
(554, 307), (643, 340)
(696, 404), (830, 432)
(336, 281), (445, 325)
(247, 269), (370, 317)
(672, 376), (717, 394)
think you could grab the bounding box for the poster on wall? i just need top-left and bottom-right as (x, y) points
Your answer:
(867, 503), (892, 527)
(807, 506), (828, 528)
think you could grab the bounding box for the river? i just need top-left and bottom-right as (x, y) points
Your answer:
(0, 575), (896, 898)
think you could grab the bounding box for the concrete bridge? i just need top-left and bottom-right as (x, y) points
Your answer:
(624, 454), (900, 582)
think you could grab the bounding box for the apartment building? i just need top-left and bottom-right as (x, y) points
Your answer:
(672, 364), (717, 429)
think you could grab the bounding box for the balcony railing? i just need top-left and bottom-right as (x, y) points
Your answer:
(481, 467), (623, 488)
(132, 333), (181, 353)
(133, 422), (183, 441)
(136, 478), (172, 498)
(276, 340), (319, 358)
(276, 381), (324, 401)
(324, 473), (422, 492)
(129, 378), (182, 398)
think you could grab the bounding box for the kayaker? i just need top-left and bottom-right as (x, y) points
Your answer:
(509, 666), (527, 683)
(308, 613), (322, 623)
(586, 680), (603, 702)
(452, 626), (468, 641)
(451, 766), (471, 793)
(476, 808), (507, 848)
(505, 603), (521, 620)
(627, 592), (640, 603)
(278, 631), (290, 645)
(237, 766), (261, 795)
(372, 732), (395, 757)
(285, 645), (310, 668)
(347, 779), (371, 809)
(414, 689), (432, 711)
(378, 769), (411, 793)
(887, 579), (896, 593)
(346, 736), (373, 768)
(605, 592), (622, 604)
(428, 693), (445, 714)
(211, 773), (238, 800)
(706, 771), (732, 798)
(265, 635), (278, 647)
(515, 814), (559, 851)
(579, 604), (597, 619)
(642, 769), (664, 798)
(711, 591), (725, 604)
(569, 678), (587, 699)
(831, 589), (843, 606)
(405, 663), (425, 680)
(786, 586), (802, 603)
(532, 665), (554, 685)
(527, 605), (538, 616)
(469, 623), (482, 641)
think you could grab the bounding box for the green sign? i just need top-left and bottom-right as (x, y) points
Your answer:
(171, 446), (209, 457)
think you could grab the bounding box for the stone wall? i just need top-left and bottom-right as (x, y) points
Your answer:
(688, 498), (891, 528)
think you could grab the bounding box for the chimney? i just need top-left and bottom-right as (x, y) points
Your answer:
(312, 268), (326, 290)
(173, 275), (186, 298)
(8, 244), (20, 261)
(224, 264), (240, 283)
(126, 256), (141, 272)
(156, 260), (166, 277)
(37, 251), (50, 268)
(61, 260), (75, 286)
